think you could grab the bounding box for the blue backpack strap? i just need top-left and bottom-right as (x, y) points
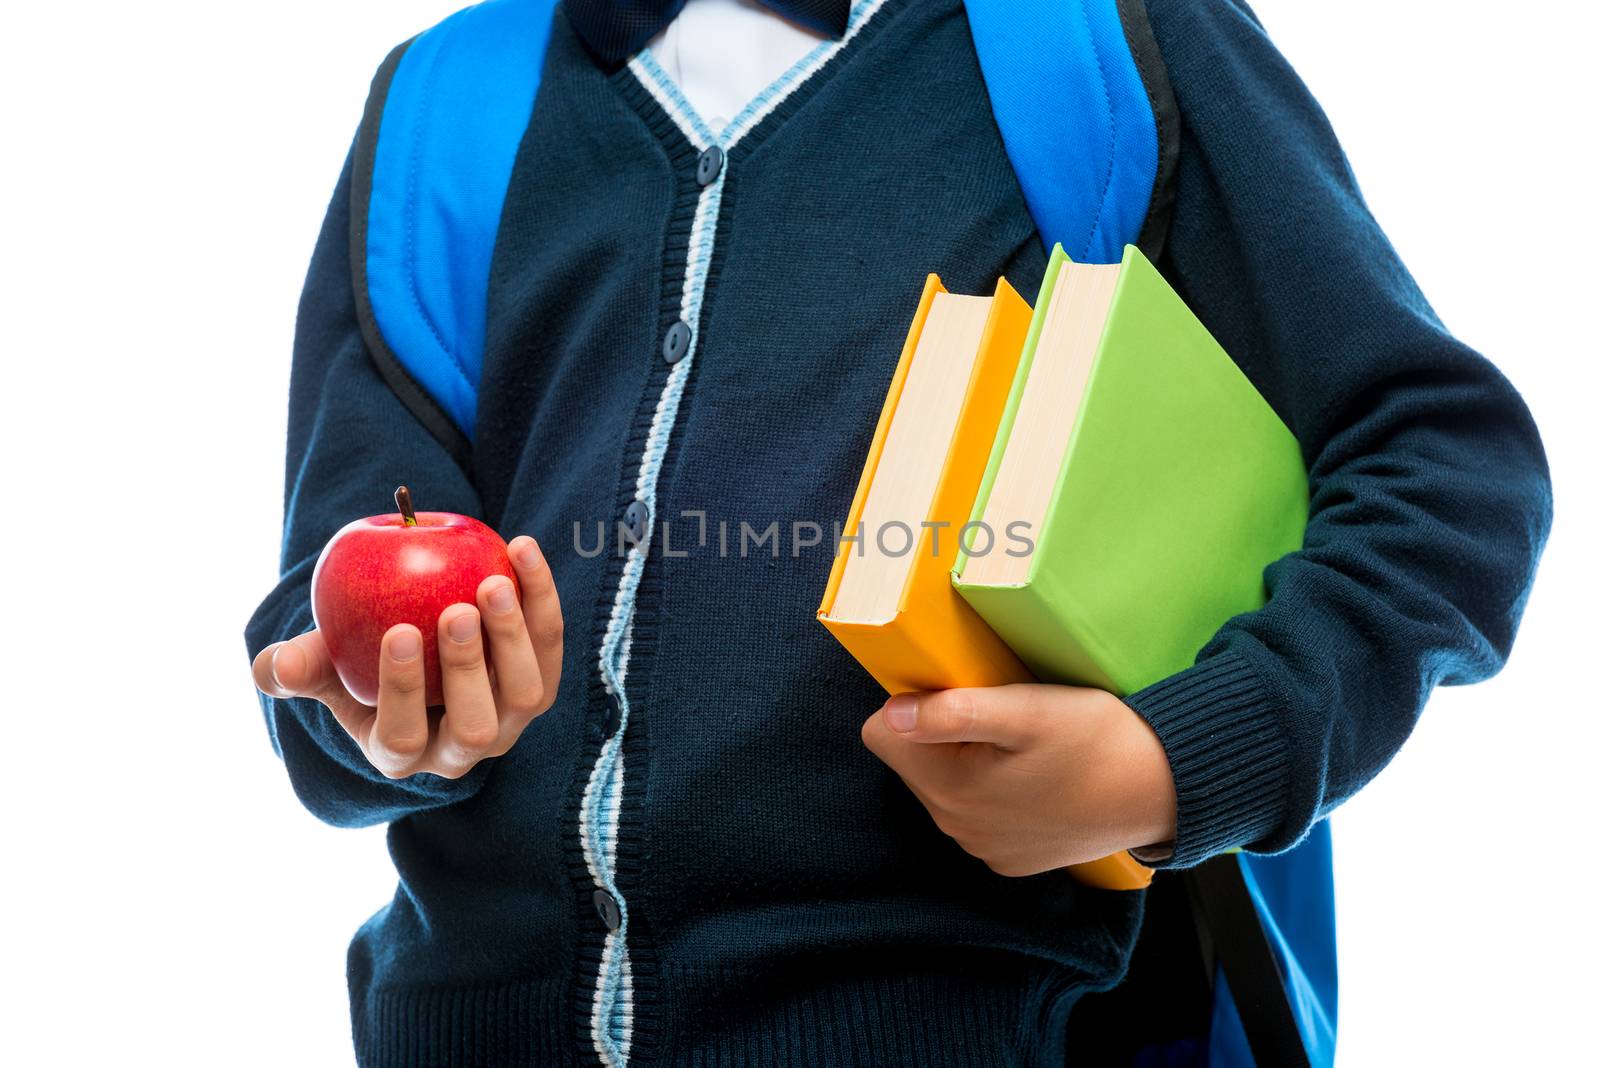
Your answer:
(353, 0), (1174, 455)
(964, 0), (1178, 263)
(350, 0), (561, 467)
(1221, 823), (1338, 1068)
(1191, 828), (1337, 1068)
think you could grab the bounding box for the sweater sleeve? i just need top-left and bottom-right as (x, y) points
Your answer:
(242, 148), (494, 828)
(1122, 0), (1553, 867)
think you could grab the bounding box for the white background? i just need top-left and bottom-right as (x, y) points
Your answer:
(3, 1), (1596, 1064)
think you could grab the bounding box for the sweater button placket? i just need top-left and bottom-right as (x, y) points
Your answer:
(579, 56), (748, 1062)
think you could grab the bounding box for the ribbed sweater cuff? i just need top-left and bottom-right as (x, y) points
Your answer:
(1124, 649), (1289, 869)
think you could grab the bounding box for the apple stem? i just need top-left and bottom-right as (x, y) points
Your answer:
(395, 485), (417, 527)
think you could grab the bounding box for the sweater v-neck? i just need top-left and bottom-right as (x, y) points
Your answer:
(613, 0), (902, 159)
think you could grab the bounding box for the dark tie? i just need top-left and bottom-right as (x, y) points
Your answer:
(563, 0), (851, 69)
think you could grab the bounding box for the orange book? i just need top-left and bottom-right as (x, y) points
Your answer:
(817, 274), (1152, 892)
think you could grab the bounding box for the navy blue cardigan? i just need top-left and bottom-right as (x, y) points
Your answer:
(244, 0), (1551, 1063)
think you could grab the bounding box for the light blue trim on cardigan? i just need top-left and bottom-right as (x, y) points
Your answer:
(582, 9), (894, 1061)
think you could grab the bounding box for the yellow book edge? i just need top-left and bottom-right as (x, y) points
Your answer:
(817, 276), (942, 630)
(819, 275), (1028, 693)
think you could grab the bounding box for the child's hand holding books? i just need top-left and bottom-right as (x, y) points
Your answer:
(861, 684), (1177, 876)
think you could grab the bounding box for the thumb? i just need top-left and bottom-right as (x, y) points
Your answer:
(254, 630), (342, 702)
(880, 686), (1046, 748)
(254, 630), (374, 740)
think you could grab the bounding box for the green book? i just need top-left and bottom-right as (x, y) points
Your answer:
(951, 244), (1308, 695)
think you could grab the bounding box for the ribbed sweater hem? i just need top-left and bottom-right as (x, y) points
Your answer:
(355, 976), (572, 1067)
(351, 965), (1083, 1067)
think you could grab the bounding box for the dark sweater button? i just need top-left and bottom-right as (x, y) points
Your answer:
(696, 145), (724, 186)
(593, 888), (621, 931)
(601, 693), (621, 739)
(623, 500), (650, 543)
(663, 320), (692, 364)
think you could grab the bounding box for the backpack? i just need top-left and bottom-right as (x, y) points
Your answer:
(346, 2), (1336, 1064)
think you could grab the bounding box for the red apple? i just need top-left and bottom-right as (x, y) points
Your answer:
(311, 486), (519, 707)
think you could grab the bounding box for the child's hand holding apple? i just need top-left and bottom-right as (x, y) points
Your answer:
(251, 488), (563, 779)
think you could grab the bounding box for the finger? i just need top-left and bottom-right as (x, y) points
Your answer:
(878, 686), (1050, 749)
(433, 603), (499, 776)
(254, 630), (370, 740)
(861, 708), (962, 793)
(477, 574), (545, 741)
(368, 625), (431, 776)
(509, 536), (563, 710)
